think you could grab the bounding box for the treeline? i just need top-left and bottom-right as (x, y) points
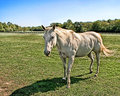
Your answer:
(0, 22), (43, 32)
(51, 19), (120, 33)
(1, 19), (120, 33)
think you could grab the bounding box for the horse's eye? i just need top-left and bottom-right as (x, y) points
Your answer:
(51, 36), (54, 39)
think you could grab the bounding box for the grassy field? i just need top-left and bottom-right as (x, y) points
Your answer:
(0, 33), (120, 96)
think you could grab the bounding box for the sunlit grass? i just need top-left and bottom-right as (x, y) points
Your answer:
(0, 34), (120, 96)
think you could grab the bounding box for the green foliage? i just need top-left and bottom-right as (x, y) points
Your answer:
(1, 19), (120, 32)
(81, 22), (93, 32)
(92, 21), (102, 31)
(32, 26), (43, 31)
(2, 22), (10, 32)
(61, 19), (74, 31)
(51, 19), (120, 33)
(0, 22), (43, 32)
(0, 22), (5, 32)
(50, 23), (62, 27)
(113, 20), (120, 32)
(74, 22), (84, 32)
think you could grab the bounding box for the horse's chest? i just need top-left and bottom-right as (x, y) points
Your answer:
(60, 48), (70, 58)
(57, 46), (70, 58)
(61, 52), (68, 58)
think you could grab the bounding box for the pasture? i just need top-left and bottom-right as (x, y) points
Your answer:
(0, 33), (120, 96)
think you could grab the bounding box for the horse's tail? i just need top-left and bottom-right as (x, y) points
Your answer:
(96, 33), (113, 56)
(101, 44), (113, 56)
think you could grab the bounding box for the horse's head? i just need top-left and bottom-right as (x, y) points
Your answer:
(42, 25), (57, 56)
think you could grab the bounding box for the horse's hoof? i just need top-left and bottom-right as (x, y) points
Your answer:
(90, 71), (93, 74)
(94, 74), (98, 77)
(67, 85), (70, 88)
(62, 77), (66, 80)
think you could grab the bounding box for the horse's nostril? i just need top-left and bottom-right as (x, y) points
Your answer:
(47, 51), (50, 54)
(44, 50), (50, 56)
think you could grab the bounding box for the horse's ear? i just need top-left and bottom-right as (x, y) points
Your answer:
(52, 25), (55, 31)
(41, 25), (46, 30)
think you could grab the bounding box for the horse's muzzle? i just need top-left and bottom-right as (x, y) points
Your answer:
(44, 50), (50, 56)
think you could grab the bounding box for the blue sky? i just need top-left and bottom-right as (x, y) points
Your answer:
(0, 0), (120, 26)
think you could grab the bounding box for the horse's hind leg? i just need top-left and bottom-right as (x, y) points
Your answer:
(88, 52), (94, 73)
(95, 52), (100, 77)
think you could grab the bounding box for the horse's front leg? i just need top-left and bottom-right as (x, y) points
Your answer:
(67, 55), (75, 88)
(59, 53), (67, 80)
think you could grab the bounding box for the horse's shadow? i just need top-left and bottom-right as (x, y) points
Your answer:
(10, 73), (91, 96)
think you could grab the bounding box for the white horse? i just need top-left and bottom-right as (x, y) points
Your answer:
(42, 25), (112, 88)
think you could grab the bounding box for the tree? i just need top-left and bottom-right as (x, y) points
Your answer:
(81, 22), (93, 31)
(61, 19), (74, 30)
(92, 21), (102, 32)
(50, 23), (62, 27)
(2, 22), (11, 32)
(113, 20), (120, 32)
(7, 22), (14, 31)
(23, 27), (28, 32)
(74, 22), (84, 32)
(100, 21), (109, 32)
(0, 22), (5, 32)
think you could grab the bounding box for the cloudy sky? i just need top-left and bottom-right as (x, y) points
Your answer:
(0, 0), (120, 26)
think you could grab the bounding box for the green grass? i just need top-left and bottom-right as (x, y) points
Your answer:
(0, 34), (120, 96)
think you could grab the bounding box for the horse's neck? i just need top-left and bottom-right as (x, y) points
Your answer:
(56, 33), (61, 48)
(55, 32), (64, 50)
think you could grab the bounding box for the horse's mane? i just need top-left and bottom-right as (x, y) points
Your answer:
(55, 27), (77, 40)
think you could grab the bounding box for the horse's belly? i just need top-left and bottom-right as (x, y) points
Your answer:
(75, 47), (92, 57)
(75, 52), (88, 57)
